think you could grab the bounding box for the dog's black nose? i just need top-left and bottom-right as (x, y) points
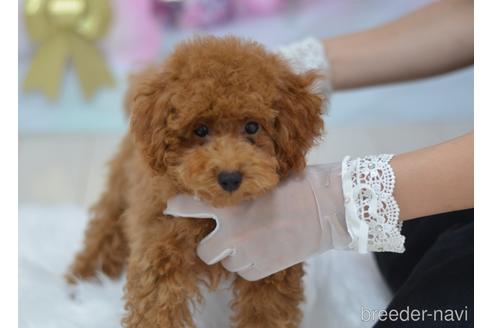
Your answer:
(218, 171), (243, 193)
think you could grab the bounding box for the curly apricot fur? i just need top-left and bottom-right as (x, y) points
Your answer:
(67, 36), (325, 328)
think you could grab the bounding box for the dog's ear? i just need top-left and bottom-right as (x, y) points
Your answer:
(273, 70), (326, 176)
(127, 66), (171, 174)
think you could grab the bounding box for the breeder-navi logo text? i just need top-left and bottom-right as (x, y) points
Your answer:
(361, 306), (469, 323)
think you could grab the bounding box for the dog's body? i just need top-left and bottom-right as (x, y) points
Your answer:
(67, 36), (325, 328)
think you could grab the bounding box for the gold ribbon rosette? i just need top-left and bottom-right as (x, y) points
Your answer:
(23, 0), (114, 100)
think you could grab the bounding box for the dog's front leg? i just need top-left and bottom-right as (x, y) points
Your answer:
(231, 263), (305, 328)
(122, 213), (221, 328)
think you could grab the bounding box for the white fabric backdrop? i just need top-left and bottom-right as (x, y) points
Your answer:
(19, 205), (392, 328)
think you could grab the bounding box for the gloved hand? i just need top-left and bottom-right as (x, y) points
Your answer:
(165, 163), (349, 281)
(164, 155), (405, 281)
(275, 37), (332, 113)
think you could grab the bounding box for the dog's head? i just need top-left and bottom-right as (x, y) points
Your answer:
(128, 36), (325, 207)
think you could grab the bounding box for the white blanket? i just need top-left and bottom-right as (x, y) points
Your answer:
(19, 205), (391, 328)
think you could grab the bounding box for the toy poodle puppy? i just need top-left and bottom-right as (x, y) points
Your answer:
(67, 35), (326, 328)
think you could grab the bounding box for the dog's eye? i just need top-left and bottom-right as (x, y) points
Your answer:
(244, 121), (259, 135)
(194, 124), (209, 138)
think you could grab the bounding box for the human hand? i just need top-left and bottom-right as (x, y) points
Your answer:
(276, 37), (332, 112)
(164, 163), (352, 281)
(164, 155), (405, 281)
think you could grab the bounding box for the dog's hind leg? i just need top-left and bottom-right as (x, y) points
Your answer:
(66, 195), (128, 283)
(66, 138), (132, 283)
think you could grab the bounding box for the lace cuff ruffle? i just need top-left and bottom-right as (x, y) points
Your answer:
(276, 37), (331, 113)
(341, 155), (405, 253)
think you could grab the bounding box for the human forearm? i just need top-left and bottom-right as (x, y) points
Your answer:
(392, 132), (474, 221)
(323, 0), (474, 90)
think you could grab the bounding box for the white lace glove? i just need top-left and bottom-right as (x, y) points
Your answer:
(164, 155), (405, 281)
(276, 37), (332, 113)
